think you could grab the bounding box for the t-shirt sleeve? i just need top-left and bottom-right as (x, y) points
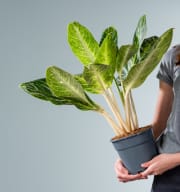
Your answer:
(156, 50), (174, 86)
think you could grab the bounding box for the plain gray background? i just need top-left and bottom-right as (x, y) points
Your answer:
(2, 0), (180, 191)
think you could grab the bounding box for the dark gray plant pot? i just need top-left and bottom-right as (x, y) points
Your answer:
(111, 126), (158, 174)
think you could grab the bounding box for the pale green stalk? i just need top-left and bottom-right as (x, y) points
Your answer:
(114, 77), (124, 105)
(93, 71), (127, 135)
(129, 91), (139, 130)
(124, 90), (139, 132)
(103, 90), (128, 134)
(98, 108), (122, 135)
(124, 92), (132, 131)
(107, 87), (129, 132)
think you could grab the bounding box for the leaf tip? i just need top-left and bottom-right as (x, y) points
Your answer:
(19, 82), (25, 90)
(46, 65), (56, 74)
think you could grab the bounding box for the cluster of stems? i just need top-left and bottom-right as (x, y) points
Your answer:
(98, 80), (139, 137)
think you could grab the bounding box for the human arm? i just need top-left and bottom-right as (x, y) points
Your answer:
(140, 80), (180, 177)
(152, 80), (174, 139)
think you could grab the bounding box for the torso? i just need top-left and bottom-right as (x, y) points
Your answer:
(157, 45), (180, 153)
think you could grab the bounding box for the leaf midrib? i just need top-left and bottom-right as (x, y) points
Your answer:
(74, 26), (97, 64)
(51, 68), (89, 102)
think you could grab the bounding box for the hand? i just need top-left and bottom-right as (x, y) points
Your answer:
(114, 159), (147, 182)
(141, 153), (180, 177)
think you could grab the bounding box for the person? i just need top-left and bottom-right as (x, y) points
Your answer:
(114, 44), (180, 192)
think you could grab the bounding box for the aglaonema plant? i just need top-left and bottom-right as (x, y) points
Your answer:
(20, 15), (173, 137)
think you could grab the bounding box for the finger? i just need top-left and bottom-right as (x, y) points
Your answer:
(115, 160), (129, 175)
(116, 170), (142, 181)
(118, 174), (144, 182)
(141, 163), (148, 168)
(115, 167), (129, 179)
(114, 159), (144, 182)
(114, 160), (128, 181)
(141, 160), (152, 168)
(141, 167), (153, 177)
(115, 167), (138, 181)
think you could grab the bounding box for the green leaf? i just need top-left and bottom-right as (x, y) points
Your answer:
(99, 26), (118, 46)
(46, 66), (100, 111)
(82, 63), (115, 94)
(95, 30), (118, 65)
(68, 22), (99, 65)
(20, 78), (69, 105)
(133, 15), (147, 49)
(116, 44), (137, 77)
(132, 15), (147, 64)
(123, 28), (173, 91)
(74, 74), (98, 93)
(140, 36), (159, 61)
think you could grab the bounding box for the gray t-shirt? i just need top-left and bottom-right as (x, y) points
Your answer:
(156, 44), (180, 153)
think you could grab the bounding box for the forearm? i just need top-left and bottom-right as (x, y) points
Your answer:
(152, 123), (165, 139)
(169, 153), (180, 167)
(152, 81), (173, 139)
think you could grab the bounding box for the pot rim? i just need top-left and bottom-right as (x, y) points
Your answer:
(111, 124), (152, 143)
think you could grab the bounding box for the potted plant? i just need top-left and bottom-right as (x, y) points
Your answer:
(20, 15), (173, 174)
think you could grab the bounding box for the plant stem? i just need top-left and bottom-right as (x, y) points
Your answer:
(91, 69), (127, 135)
(124, 91), (138, 131)
(124, 92), (132, 131)
(107, 87), (129, 132)
(129, 91), (139, 130)
(114, 77), (125, 106)
(118, 78), (136, 133)
(98, 108), (123, 136)
(103, 89), (128, 134)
